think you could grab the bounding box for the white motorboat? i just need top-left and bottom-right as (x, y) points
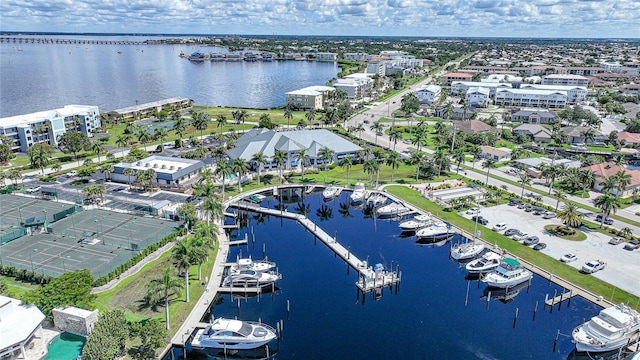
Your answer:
(416, 221), (453, 241)
(451, 241), (485, 260)
(229, 256), (276, 274)
(191, 318), (278, 350)
(322, 185), (340, 199)
(465, 251), (502, 273)
(376, 203), (410, 217)
(572, 303), (640, 353)
(482, 258), (532, 288)
(350, 183), (366, 204)
(367, 193), (387, 206)
(222, 269), (281, 287)
(399, 213), (432, 231)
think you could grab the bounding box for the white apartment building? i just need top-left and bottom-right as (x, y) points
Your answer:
(600, 62), (622, 72)
(415, 85), (442, 104)
(495, 88), (567, 109)
(367, 58), (424, 76)
(451, 81), (512, 97)
(315, 52), (338, 61)
(333, 77), (373, 100)
(519, 84), (587, 103)
(466, 87), (491, 107)
(0, 105), (100, 152)
(285, 86), (335, 110)
(343, 53), (369, 61)
(541, 74), (589, 87)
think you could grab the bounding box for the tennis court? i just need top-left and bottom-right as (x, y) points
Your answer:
(0, 207), (181, 278)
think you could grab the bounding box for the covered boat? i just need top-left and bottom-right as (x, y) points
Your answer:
(572, 303), (640, 353)
(191, 318), (277, 350)
(465, 251), (502, 273)
(481, 258), (532, 288)
(350, 183), (367, 204)
(450, 241), (485, 260)
(399, 213), (432, 231)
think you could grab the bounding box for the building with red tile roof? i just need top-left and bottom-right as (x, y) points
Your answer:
(580, 162), (640, 198)
(617, 132), (640, 145)
(441, 72), (473, 86)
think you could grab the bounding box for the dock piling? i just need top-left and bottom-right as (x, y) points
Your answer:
(513, 307), (519, 328)
(533, 300), (538, 321)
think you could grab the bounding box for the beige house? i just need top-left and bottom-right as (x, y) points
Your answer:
(513, 124), (552, 143)
(480, 146), (512, 161)
(285, 86), (335, 110)
(580, 162), (640, 198)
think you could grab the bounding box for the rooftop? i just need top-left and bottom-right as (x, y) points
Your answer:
(0, 105), (98, 128)
(0, 295), (46, 353)
(115, 155), (202, 174)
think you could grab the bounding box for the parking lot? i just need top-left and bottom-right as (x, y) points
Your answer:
(462, 203), (640, 297)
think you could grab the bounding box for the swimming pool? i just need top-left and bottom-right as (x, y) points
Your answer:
(43, 332), (85, 360)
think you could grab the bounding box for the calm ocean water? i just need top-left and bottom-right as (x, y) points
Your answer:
(168, 190), (604, 360)
(0, 35), (338, 117)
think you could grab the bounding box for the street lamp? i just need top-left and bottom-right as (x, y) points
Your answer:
(30, 248), (38, 273)
(67, 214), (77, 240)
(14, 205), (23, 225)
(95, 219), (104, 245)
(62, 255), (70, 272)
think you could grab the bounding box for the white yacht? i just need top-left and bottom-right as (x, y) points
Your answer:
(450, 241), (485, 260)
(416, 221), (453, 241)
(222, 269), (281, 287)
(482, 258), (532, 288)
(399, 214), (432, 231)
(322, 185), (340, 200)
(466, 252), (502, 273)
(229, 257), (276, 274)
(367, 193), (387, 206)
(191, 318), (277, 350)
(376, 203), (411, 217)
(350, 183), (367, 204)
(572, 303), (640, 353)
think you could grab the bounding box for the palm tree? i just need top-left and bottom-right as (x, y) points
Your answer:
(518, 174), (531, 196)
(273, 150), (287, 183)
(92, 142), (105, 163)
(408, 152), (425, 181)
(232, 109), (248, 132)
(468, 145), (481, 169)
(154, 127), (168, 147)
(190, 231), (212, 280)
(613, 170), (632, 196)
(338, 155), (353, 187)
(137, 128), (152, 149)
(28, 145), (51, 174)
(600, 176), (619, 195)
(370, 121), (384, 145)
(283, 107), (293, 129)
(363, 159), (379, 187)
(192, 112), (210, 138)
(305, 109), (316, 125)
(579, 169), (595, 196)
(172, 238), (194, 303)
(214, 160), (231, 200)
(216, 115), (227, 134)
(99, 163), (114, 181)
(296, 149), (310, 180)
(123, 167), (135, 190)
(388, 128), (402, 151)
(557, 202), (583, 228)
(232, 158), (249, 192)
(318, 147), (335, 184)
(115, 134), (131, 157)
(553, 189), (567, 211)
(250, 151), (268, 186)
(593, 192), (621, 228)
(8, 168), (22, 187)
(146, 266), (183, 330)
(173, 117), (188, 139)
(482, 158), (497, 185)
(386, 151), (402, 181)
(452, 149), (465, 174)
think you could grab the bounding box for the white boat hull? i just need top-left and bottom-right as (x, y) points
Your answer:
(574, 330), (640, 353)
(192, 322), (277, 350)
(451, 243), (485, 260)
(483, 273), (532, 288)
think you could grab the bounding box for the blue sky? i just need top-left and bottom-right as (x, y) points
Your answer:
(1, 0), (638, 38)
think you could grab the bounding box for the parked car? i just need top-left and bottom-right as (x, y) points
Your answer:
(524, 205), (535, 212)
(66, 170), (78, 177)
(595, 215), (614, 225)
(624, 240), (640, 251)
(504, 228), (520, 237)
(581, 260), (606, 274)
(542, 212), (557, 219)
(466, 207), (480, 215)
(533, 243), (547, 250)
(25, 186), (41, 194)
(533, 207), (546, 215)
(512, 232), (529, 242)
(523, 236), (540, 245)
(517, 202), (527, 209)
(608, 236), (625, 245)
(471, 216), (488, 225)
(509, 198), (521, 206)
(560, 253), (578, 263)
(492, 222), (507, 232)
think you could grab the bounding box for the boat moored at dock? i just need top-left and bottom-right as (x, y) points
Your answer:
(450, 241), (485, 261)
(229, 257), (276, 274)
(376, 203), (410, 217)
(465, 251), (502, 273)
(572, 303), (640, 353)
(191, 318), (278, 350)
(415, 221), (453, 241)
(481, 258), (532, 288)
(350, 183), (367, 204)
(222, 269), (281, 288)
(399, 213), (432, 231)
(322, 185), (340, 200)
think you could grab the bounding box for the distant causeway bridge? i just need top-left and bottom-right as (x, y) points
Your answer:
(0, 37), (157, 45)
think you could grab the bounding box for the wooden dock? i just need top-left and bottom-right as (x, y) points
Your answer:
(545, 289), (576, 306)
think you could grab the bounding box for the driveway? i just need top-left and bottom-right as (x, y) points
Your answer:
(463, 204), (640, 297)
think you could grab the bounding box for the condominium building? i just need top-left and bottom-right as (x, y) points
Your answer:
(519, 84), (587, 103)
(441, 72), (473, 86)
(333, 77), (373, 100)
(106, 97), (192, 122)
(541, 74), (589, 87)
(343, 53), (370, 61)
(414, 85), (442, 104)
(451, 81), (512, 97)
(0, 105), (100, 152)
(494, 88), (567, 109)
(285, 86), (335, 110)
(315, 52), (338, 61)
(465, 87), (491, 107)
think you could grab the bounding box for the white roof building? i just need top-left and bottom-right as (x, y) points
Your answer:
(465, 87), (491, 107)
(333, 77), (373, 100)
(0, 295), (46, 360)
(495, 88), (568, 109)
(112, 155), (204, 188)
(541, 74), (589, 87)
(451, 81), (513, 97)
(415, 85), (442, 104)
(285, 86), (335, 110)
(519, 84), (587, 103)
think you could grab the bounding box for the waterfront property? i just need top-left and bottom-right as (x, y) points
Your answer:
(519, 84), (587, 103)
(0, 105), (100, 152)
(112, 155), (204, 188)
(105, 97), (192, 122)
(580, 162), (640, 198)
(226, 128), (362, 170)
(0, 295), (46, 360)
(512, 124), (553, 143)
(285, 86), (335, 110)
(332, 76), (373, 101)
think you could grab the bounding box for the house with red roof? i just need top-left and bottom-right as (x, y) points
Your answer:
(580, 162), (640, 198)
(441, 72), (473, 86)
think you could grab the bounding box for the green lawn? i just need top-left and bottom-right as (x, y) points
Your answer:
(385, 185), (639, 306)
(0, 275), (39, 298)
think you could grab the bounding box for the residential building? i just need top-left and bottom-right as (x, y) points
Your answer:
(541, 74), (589, 87)
(227, 128), (362, 171)
(0, 295), (46, 360)
(600, 62), (622, 72)
(343, 52), (369, 61)
(510, 109), (557, 124)
(441, 72), (473, 86)
(515, 157), (581, 178)
(333, 77), (373, 100)
(452, 120), (498, 135)
(580, 162), (640, 198)
(494, 88), (568, 109)
(482, 74), (522, 85)
(315, 52), (338, 61)
(451, 81), (512, 97)
(0, 105), (100, 152)
(414, 85), (441, 104)
(617, 131), (640, 145)
(480, 146), (512, 161)
(560, 126), (607, 145)
(465, 87), (491, 107)
(519, 84), (587, 103)
(435, 106), (477, 121)
(106, 97), (191, 122)
(620, 84), (640, 96)
(512, 124), (553, 143)
(112, 155), (204, 188)
(285, 86), (335, 110)
(556, 67), (605, 76)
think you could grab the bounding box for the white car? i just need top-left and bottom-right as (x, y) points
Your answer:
(66, 170), (78, 177)
(581, 260), (606, 274)
(560, 253), (578, 263)
(512, 232), (529, 242)
(492, 222), (507, 232)
(466, 207), (480, 215)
